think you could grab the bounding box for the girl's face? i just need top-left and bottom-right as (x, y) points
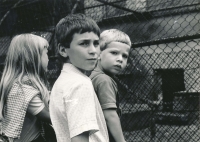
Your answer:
(41, 46), (49, 72)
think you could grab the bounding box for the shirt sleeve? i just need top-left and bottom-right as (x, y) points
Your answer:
(96, 77), (117, 110)
(63, 82), (99, 138)
(27, 95), (45, 115)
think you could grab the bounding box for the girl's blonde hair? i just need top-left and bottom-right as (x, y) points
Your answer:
(0, 34), (49, 118)
(100, 29), (131, 51)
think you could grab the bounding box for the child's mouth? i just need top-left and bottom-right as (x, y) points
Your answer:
(87, 58), (97, 61)
(114, 65), (122, 69)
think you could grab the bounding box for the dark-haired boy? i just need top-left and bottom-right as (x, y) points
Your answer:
(49, 14), (109, 142)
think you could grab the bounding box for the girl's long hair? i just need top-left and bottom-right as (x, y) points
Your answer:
(0, 34), (49, 118)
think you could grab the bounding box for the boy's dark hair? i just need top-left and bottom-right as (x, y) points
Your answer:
(55, 13), (100, 48)
(55, 13), (100, 74)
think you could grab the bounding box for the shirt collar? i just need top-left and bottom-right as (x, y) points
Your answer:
(62, 63), (88, 77)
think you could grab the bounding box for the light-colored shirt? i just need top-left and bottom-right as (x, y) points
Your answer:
(50, 63), (109, 142)
(14, 95), (45, 142)
(2, 76), (49, 142)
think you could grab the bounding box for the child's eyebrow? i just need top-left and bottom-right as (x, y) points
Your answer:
(79, 39), (99, 42)
(109, 48), (129, 53)
(79, 39), (90, 41)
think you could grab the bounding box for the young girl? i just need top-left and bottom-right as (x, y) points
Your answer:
(0, 34), (51, 142)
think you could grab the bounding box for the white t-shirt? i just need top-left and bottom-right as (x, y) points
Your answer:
(50, 63), (109, 142)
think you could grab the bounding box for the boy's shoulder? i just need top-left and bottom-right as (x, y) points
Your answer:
(90, 69), (115, 85)
(60, 72), (91, 84)
(90, 70), (108, 79)
(55, 68), (92, 90)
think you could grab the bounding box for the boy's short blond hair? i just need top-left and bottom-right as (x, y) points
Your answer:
(99, 29), (131, 51)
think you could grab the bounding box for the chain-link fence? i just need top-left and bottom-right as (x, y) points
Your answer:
(0, 0), (200, 141)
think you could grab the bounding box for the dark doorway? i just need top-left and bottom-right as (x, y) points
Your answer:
(155, 69), (185, 112)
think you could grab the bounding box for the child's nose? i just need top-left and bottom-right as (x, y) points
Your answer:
(88, 44), (97, 54)
(117, 55), (123, 62)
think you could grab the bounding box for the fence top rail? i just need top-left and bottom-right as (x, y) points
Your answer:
(131, 34), (200, 48)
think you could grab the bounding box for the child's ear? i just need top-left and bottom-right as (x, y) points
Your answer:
(58, 44), (68, 57)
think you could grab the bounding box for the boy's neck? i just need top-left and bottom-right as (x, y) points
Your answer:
(97, 62), (115, 77)
(77, 67), (89, 75)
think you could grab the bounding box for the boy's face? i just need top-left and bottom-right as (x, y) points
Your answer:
(67, 32), (100, 71)
(100, 41), (130, 75)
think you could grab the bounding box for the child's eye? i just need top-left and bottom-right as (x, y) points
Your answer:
(94, 41), (99, 47)
(80, 42), (89, 46)
(123, 54), (128, 59)
(111, 51), (118, 55)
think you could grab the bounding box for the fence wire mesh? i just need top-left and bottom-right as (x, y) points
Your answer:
(0, 0), (200, 141)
